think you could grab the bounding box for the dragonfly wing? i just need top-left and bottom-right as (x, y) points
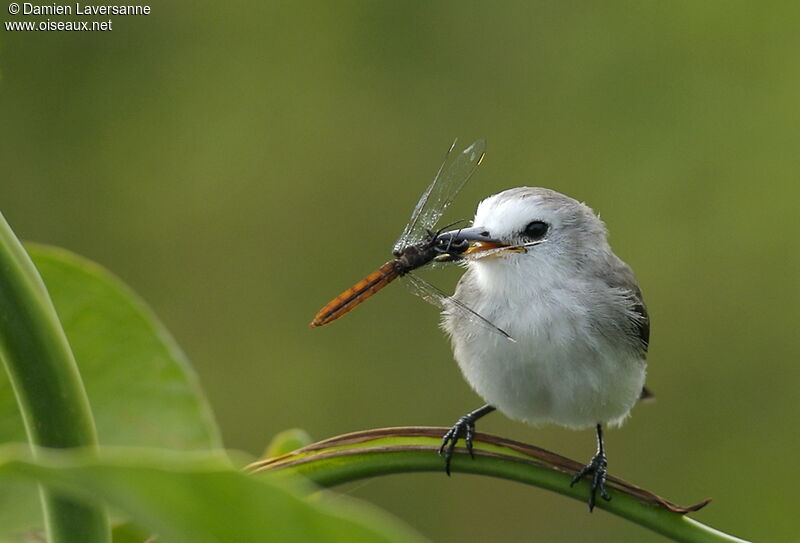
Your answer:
(393, 139), (487, 254)
(403, 272), (514, 342)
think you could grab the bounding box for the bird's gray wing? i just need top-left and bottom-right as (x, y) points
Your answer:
(628, 284), (650, 354)
(600, 253), (652, 401)
(601, 254), (650, 355)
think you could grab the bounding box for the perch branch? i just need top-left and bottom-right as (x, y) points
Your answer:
(249, 427), (750, 543)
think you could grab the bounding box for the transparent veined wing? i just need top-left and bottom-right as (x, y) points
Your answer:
(392, 139), (486, 254)
(402, 272), (515, 342)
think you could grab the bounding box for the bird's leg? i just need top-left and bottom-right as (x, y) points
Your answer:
(439, 404), (496, 476)
(570, 423), (611, 512)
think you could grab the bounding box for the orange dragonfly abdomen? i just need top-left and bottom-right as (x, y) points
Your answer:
(310, 260), (403, 327)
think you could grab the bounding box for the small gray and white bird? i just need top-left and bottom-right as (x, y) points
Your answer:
(437, 187), (650, 511)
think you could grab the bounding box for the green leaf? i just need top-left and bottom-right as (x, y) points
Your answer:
(0, 446), (429, 543)
(0, 217), (109, 543)
(31, 244), (221, 449)
(0, 245), (222, 538)
(265, 428), (314, 458)
(110, 521), (155, 543)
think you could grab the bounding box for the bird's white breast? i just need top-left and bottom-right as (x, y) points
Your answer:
(443, 258), (646, 430)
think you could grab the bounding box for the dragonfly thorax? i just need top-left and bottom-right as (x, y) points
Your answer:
(394, 237), (468, 276)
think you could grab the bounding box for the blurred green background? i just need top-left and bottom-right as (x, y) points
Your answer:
(2, 2), (798, 542)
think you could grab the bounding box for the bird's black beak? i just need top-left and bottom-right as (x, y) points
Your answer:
(440, 226), (499, 243)
(437, 226), (510, 255)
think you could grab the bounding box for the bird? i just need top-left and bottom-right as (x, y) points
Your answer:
(436, 187), (650, 512)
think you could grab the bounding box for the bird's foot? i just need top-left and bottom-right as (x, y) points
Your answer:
(438, 414), (478, 476)
(570, 451), (611, 512)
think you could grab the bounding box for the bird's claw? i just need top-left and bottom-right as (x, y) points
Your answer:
(438, 415), (477, 476)
(570, 451), (610, 512)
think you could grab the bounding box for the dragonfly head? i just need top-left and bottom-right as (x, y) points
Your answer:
(436, 226), (521, 258)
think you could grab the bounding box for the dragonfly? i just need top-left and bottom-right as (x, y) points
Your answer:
(310, 139), (518, 341)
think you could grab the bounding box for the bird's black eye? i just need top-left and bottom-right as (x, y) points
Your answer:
(523, 221), (548, 240)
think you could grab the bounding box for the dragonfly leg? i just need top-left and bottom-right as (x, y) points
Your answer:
(439, 404), (496, 475)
